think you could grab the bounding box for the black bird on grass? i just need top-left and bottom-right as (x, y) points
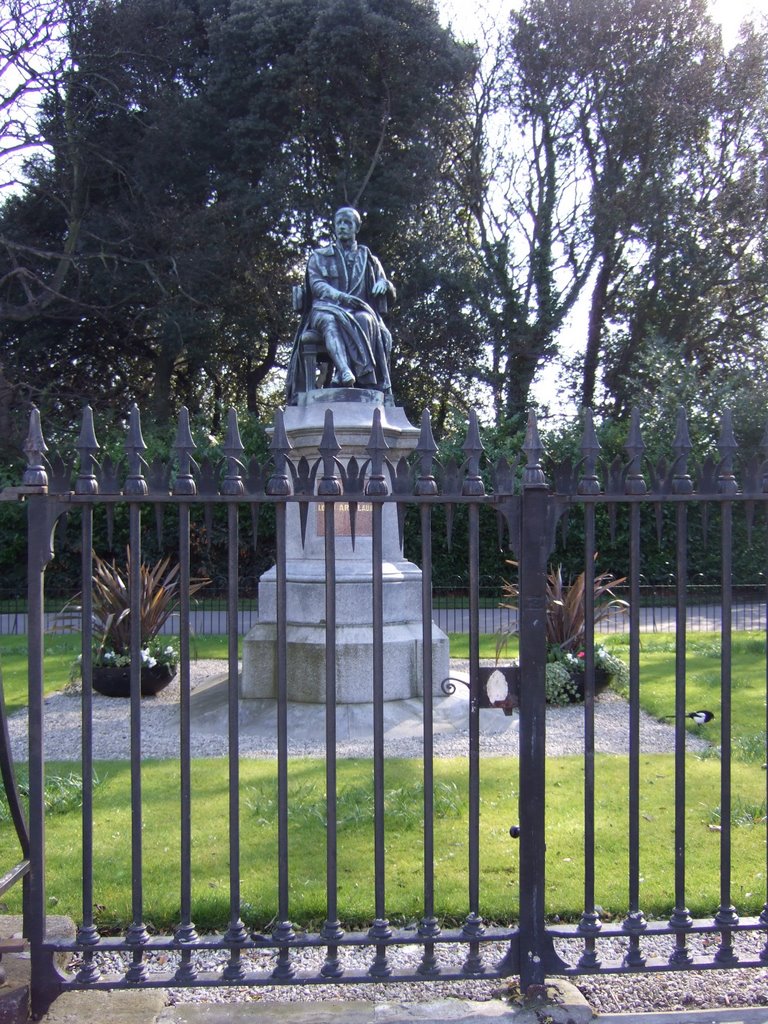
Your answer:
(662, 710), (715, 725)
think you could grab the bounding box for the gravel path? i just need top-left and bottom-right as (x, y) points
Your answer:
(66, 928), (768, 1016)
(12, 661), (763, 1015)
(7, 659), (711, 761)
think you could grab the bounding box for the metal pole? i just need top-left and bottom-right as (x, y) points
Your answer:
(517, 481), (549, 990)
(26, 495), (57, 1015)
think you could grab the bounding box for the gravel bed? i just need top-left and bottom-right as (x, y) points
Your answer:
(15, 660), (752, 1014)
(64, 930), (768, 1015)
(7, 659), (711, 761)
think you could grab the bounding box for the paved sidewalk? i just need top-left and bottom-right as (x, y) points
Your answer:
(27, 989), (768, 1024)
(596, 1014), (768, 1023)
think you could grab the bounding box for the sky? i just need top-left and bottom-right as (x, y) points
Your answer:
(440, 0), (767, 49)
(438, 0), (768, 416)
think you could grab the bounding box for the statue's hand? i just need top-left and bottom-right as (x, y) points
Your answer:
(371, 279), (388, 296)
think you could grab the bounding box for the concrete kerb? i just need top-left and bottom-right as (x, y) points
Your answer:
(32, 984), (593, 1024)
(1, 960), (593, 1024)
(5, 943), (768, 1024)
(34, 988), (768, 1024)
(595, 1014), (768, 1024)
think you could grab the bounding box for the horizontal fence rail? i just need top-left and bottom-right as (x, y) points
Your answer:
(1, 401), (767, 1016)
(1, 585), (766, 636)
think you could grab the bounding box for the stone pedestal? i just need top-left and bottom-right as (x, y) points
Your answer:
(241, 392), (450, 703)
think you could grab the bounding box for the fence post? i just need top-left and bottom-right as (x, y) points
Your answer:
(517, 413), (551, 991)
(26, 491), (68, 1015)
(21, 409), (65, 1016)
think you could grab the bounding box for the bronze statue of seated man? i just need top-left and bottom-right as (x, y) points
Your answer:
(286, 207), (395, 404)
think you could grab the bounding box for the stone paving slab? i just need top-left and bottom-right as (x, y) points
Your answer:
(35, 993), (768, 1024)
(38, 987), (593, 1024)
(597, 1013), (768, 1024)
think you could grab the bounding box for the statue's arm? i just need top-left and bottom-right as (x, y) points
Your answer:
(369, 254), (395, 301)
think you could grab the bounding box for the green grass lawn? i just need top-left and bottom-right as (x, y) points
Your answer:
(0, 634), (236, 716)
(1, 630), (766, 932)
(597, 632), (766, 751)
(1, 754), (765, 932)
(450, 631), (766, 751)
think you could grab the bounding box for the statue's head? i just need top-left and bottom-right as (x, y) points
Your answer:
(334, 207), (361, 237)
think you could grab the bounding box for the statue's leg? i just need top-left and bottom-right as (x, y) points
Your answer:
(313, 314), (355, 386)
(344, 312), (379, 387)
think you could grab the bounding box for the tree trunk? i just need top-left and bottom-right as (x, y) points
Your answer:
(150, 346), (176, 425)
(582, 248), (614, 409)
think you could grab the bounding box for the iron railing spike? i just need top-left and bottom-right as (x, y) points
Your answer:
(318, 409), (342, 497)
(578, 407), (601, 495)
(126, 403), (147, 451)
(462, 408), (483, 457)
(173, 407), (198, 496)
(174, 406), (195, 452)
(223, 407), (245, 456)
(462, 409), (485, 496)
(124, 404), (148, 496)
(673, 407), (693, 454)
(270, 409), (290, 454)
(624, 407), (647, 495)
(761, 419), (768, 493)
(77, 404), (99, 452)
(319, 408), (340, 455)
(672, 408), (694, 495)
(75, 405), (100, 496)
(365, 407), (389, 497)
(22, 406), (48, 487)
(366, 407), (388, 454)
(222, 408), (245, 496)
(581, 407), (600, 453)
(717, 407), (739, 495)
(418, 409), (438, 454)
(415, 409), (439, 496)
(522, 409), (546, 487)
(266, 410), (293, 497)
(719, 407), (738, 454)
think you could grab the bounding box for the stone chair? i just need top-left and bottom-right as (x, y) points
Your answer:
(292, 284), (332, 393)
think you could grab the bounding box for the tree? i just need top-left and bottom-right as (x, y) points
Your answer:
(451, 0), (764, 425)
(0, 0), (68, 190)
(447, 6), (600, 424)
(0, 0), (475, 447)
(601, 21), (768, 419)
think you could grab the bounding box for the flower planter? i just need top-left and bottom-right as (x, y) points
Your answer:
(91, 663), (177, 698)
(572, 667), (612, 701)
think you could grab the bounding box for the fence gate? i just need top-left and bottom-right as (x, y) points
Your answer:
(1, 403), (767, 1016)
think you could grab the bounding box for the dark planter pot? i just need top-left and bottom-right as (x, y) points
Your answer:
(572, 667), (612, 701)
(91, 663), (177, 698)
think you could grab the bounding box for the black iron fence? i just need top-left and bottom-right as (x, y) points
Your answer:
(433, 584), (768, 635)
(1, 402), (768, 1015)
(1, 584), (765, 636)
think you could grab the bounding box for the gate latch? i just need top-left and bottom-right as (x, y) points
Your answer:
(478, 665), (519, 715)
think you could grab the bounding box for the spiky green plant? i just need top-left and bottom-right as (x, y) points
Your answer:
(54, 548), (209, 665)
(497, 559), (628, 660)
(89, 548), (209, 658)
